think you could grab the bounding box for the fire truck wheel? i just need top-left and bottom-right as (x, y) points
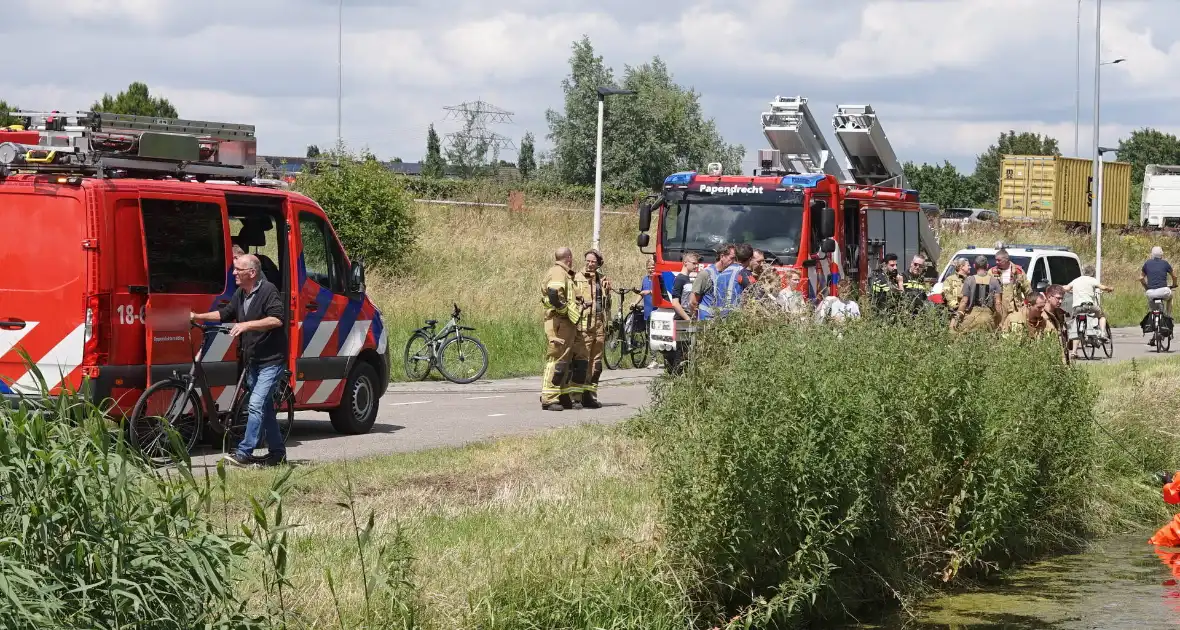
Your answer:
(330, 361), (380, 435)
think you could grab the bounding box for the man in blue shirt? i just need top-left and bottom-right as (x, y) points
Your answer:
(1142, 245), (1177, 317)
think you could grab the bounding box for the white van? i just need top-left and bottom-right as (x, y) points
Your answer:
(929, 244), (1084, 309)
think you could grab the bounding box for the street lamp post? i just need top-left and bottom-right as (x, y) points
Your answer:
(1095, 146), (1118, 281)
(1075, 0), (1081, 157)
(337, 0), (343, 148)
(592, 86), (637, 251)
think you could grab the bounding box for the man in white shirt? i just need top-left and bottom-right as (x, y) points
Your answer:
(816, 278), (861, 323)
(1064, 264), (1113, 344)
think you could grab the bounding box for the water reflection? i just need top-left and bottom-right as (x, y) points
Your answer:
(852, 534), (1180, 629)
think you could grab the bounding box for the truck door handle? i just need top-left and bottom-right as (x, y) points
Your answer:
(0, 319), (27, 330)
(305, 302), (319, 311)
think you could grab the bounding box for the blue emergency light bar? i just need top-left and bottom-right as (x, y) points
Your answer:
(779, 173), (824, 188)
(664, 171), (696, 186)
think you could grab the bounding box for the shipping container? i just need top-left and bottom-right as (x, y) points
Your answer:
(998, 155), (1130, 226)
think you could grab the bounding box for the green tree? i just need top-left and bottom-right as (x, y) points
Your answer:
(971, 131), (1060, 205)
(444, 110), (493, 179)
(518, 132), (536, 180)
(903, 160), (987, 210)
(546, 37), (744, 190)
(306, 144), (321, 158)
(91, 82), (179, 118)
(607, 56), (744, 188)
(422, 124), (446, 178)
(292, 146), (417, 271)
(0, 100), (21, 127)
(545, 36), (615, 187)
(1115, 128), (1180, 223)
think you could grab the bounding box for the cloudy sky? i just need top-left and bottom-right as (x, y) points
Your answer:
(5, 0), (1178, 174)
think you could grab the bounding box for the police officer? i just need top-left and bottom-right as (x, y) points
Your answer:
(952, 255), (1002, 333)
(870, 253), (904, 314)
(571, 249), (611, 409)
(540, 247), (581, 411)
(902, 254), (931, 314)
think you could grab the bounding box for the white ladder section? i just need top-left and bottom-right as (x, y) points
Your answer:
(832, 104), (906, 188)
(760, 96), (848, 181)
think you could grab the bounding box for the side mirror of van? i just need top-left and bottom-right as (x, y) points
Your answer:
(349, 258), (366, 295)
(1035, 280), (1048, 293)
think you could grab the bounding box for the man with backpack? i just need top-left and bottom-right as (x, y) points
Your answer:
(951, 255), (1002, 333)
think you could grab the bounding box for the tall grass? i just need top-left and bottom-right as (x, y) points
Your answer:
(632, 310), (1100, 628)
(368, 201), (649, 381)
(938, 222), (1180, 326)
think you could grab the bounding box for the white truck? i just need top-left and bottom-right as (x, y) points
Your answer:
(1141, 164), (1180, 228)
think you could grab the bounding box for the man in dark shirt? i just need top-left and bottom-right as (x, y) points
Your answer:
(1142, 246), (1177, 317)
(667, 252), (699, 320)
(191, 253), (287, 467)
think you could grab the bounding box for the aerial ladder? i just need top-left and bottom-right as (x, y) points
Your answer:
(758, 96), (907, 189)
(759, 96), (848, 181)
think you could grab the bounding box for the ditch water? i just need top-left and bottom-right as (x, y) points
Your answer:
(856, 533), (1180, 629)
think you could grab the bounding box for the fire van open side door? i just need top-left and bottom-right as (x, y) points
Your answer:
(138, 193), (236, 391)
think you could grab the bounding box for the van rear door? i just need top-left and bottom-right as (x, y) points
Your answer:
(0, 189), (88, 395)
(137, 194), (235, 393)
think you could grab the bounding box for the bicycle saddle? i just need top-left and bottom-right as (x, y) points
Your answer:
(426, 319), (438, 326)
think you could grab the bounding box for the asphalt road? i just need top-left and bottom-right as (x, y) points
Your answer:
(190, 366), (661, 470)
(189, 326), (1176, 470)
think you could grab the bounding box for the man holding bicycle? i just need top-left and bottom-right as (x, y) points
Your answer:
(191, 254), (287, 467)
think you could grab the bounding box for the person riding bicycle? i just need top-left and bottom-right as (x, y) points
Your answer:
(1141, 246), (1177, 344)
(1064, 264), (1113, 350)
(190, 254), (287, 468)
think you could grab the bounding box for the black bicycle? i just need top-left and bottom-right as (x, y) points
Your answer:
(1072, 293), (1112, 360)
(604, 287), (650, 370)
(1146, 286), (1177, 353)
(127, 323), (294, 463)
(403, 303), (489, 384)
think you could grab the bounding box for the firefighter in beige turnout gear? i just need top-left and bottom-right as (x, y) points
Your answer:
(540, 247), (582, 411)
(952, 255), (1003, 333)
(571, 249), (611, 409)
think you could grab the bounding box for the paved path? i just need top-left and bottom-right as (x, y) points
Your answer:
(189, 326), (1176, 470)
(190, 367), (662, 469)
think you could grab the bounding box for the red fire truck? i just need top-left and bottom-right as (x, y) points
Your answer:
(0, 110), (389, 436)
(637, 96), (940, 367)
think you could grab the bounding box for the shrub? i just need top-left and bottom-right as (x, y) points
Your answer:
(0, 379), (265, 629)
(394, 175), (647, 208)
(293, 149), (418, 272)
(633, 309), (1098, 628)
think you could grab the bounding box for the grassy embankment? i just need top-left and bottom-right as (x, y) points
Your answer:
(370, 201), (648, 382)
(938, 221), (1180, 327)
(211, 317), (1180, 629)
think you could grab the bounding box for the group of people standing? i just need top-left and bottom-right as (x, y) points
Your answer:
(539, 247), (612, 411)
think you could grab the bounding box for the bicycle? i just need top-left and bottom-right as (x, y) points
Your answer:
(1145, 285), (1177, 353)
(127, 323), (294, 463)
(403, 303), (489, 384)
(603, 288), (650, 370)
(1072, 294), (1112, 360)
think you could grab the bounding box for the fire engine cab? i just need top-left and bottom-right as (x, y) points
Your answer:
(0, 110), (389, 435)
(638, 96), (940, 369)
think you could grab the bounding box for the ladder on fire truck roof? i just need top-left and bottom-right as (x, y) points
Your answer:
(0, 110), (258, 182)
(760, 96), (849, 181)
(832, 104), (906, 188)
(759, 97), (907, 189)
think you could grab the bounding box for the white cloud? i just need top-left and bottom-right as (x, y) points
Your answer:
(0, 0), (1174, 173)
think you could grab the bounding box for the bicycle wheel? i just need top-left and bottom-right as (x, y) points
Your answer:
(128, 380), (203, 463)
(226, 376), (295, 452)
(625, 314), (649, 368)
(1078, 319), (1095, 360)
(403, 330), (434, 380)
(1102, 323), (1114, 358)
(603, 322), (623, 370)
(436, 334), (489, 384)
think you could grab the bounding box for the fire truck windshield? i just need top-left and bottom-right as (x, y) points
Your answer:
(661, 201), (804, 261)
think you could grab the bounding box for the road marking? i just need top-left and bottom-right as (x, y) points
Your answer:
(488, 413), (505, 417)
(466, 395), (505, 400)
(391, 400), (431, 406)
